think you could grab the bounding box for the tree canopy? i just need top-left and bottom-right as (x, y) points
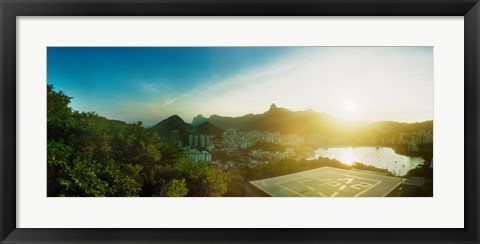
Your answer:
(47, 84), (230, 197)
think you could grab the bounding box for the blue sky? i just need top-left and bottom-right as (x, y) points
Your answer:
(48, 47), (433, 126)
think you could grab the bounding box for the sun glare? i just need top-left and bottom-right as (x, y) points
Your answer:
(339, 147), (355, 165)
(334, 100), (360, 121)
(344, 100), (356, 112)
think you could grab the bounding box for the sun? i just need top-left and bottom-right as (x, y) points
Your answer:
(343, 100), (356, 112)
(332, 99), (360, 121)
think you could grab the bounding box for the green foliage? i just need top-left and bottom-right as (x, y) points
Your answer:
(47, 85), (231, 197)
(405, 161), (433, 178)
(223, 169), (245, 197)
(101, 159), (143, 197)
(153, 159), (231, 197)
(47, 140), (73, 196)
(47, 84), (74, 142)
(47, 140), (73, 168)
(54, 154), (143, 197)
(351, 162), (394, 176)
(47, 85), (148, 197)
(205, 167), (231, 197)
(61, 156), (110, 197)
(159, 179), (189, 197)
(393, 162), (433, 197)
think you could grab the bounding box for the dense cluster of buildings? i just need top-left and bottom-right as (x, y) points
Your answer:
(248, 148), (295, 163)
(169, 130), (213, 163)
(188, 134), (210, 149)
(381, 131), (433, 145)
(381, 131), (433, 152)
(170, 128), (433, 165)
(221, 129), (304, 151)
(186, 149), (212, 163)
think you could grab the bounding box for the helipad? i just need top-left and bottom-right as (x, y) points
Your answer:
(249, 166), (401, 197)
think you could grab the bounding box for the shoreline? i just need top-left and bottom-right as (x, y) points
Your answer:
(305, 145), (432, 176)
(307, 144), (432, 160)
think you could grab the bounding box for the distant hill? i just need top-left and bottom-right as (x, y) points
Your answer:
(369, 120), (433, 133)
(207, 113), (256, 130)
(153, 115), (224, 144)
(152, 115), (195, 144)
(242, 103), (331, 134)
(195, 121), (223, 136)
(192, 115), (208, 126)
(153, 104), (433, 143)
(204, 103), (336, 134)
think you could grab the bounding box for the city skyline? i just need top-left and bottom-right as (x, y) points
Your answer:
(47, 47), (433, 126)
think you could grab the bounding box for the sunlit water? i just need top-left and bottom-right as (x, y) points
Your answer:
(307, 147), (425, 176)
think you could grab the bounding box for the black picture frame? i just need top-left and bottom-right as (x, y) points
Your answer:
(1, 0), (479, 243)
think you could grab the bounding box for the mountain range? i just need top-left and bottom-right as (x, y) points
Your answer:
(152, 103), (433, 142)
(152, 115), (223, 144)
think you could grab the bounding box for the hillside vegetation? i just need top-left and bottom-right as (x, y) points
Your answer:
(47, 85), (230, 197)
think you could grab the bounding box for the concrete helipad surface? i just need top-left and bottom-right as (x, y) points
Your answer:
(249, 166), (401, 197)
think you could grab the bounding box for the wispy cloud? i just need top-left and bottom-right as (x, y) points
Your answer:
(183, 47), (433, 123)
(113, 47), (432, 126)
(138, 80), (172, 95)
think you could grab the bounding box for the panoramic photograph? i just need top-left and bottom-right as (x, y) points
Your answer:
(47, 47), (433, 197)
